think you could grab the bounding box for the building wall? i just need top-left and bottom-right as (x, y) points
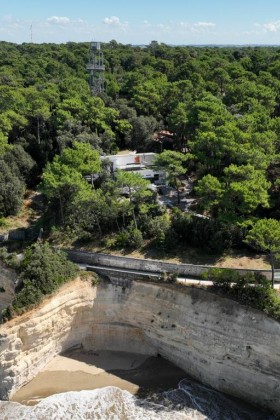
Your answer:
(102, 153), (156, 172)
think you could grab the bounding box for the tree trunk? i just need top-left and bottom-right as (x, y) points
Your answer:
(59, 194), (64, 225)
(96, 217), (102, 236)
(175, 177), (180, 204)
(37, 117), (41, 144)
(269, 253), (275, 289)
(132, 208), (138, 229)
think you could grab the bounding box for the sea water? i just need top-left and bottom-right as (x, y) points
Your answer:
(0, 380), (274, 420)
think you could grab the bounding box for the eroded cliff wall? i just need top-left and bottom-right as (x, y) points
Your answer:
(0, 278), (96, 400)
(0, 279), (279, 413)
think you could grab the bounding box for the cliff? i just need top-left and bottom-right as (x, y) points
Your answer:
(0, 278), (96, 400)
(0, 278), (279, 414)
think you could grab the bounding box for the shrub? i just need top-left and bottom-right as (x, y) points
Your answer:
(153, 230), (166, 250)
(163, 228), (180, 250)
(137, 214), (171, 249)
(170, 209), (192, 241)
(115, 226), (143, 249)
(129, 227), (144, 248)
(80, 270), (100, 286)
(0, 161), (24, 217)
(0, 247), (20, 270)
(20, 243), (78, 294)
(206, 268), (280, 320)
(170, 212), (244, 251)
(206, 268), (241, 292)
(0, 217), (9, 228)
(0, 246), (9, 261)
(3, 243), (79, 318)
(160, 272), (178, 283)
(12, 280), (44, 314)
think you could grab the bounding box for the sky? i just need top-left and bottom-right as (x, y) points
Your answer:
(1, 0), (280, 45)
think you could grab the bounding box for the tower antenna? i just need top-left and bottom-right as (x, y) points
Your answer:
(30, 23), (33, 43)
(86, 41), (105, 95)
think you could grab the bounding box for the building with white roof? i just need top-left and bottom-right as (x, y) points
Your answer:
(102, 152), (166, 185)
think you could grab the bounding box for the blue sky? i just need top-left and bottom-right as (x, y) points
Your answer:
(1, 0), (280, 44)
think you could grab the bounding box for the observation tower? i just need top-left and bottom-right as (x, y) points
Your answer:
(87, 42), (105, 95)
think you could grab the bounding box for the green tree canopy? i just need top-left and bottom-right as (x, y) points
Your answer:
(0, 161), (24, 217)
(116, 170), (152, 227)
(154, 150), (189, 203)
(59, 141), (101, 175)
(245, 219), (280, 287)
(40, 160), (92, 224)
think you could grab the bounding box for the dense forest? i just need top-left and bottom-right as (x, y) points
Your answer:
(1, 40), (280, 257)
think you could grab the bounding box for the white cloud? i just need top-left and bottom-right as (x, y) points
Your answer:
(103, 16), (120, 26)
(194, 22), (216, 28)
(179, 22), (190, 28)
(47, 16), (71, 25)
(156, 23), (171, 32)
(1, 14), (277, 46)
(179, 21), (216, 33)
(143, 20), (152, 28)
(103, 16), (128, 29)
(255, 20), (280, 32)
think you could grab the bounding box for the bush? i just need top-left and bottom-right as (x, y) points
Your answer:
(0, 161), (24, 217)
(138, 214), (170, 239)
(0, 247), (20, 270)
(0, 246), (9, 261)
(205, 268), (280, 320)
(0, 217), (9, 228)
(170, 211), (244, 251)
(3, 243), (79, 318)
(19, 243), (78, 294)
(205, 268), (241, 292)
(170, 209), (192, 241)
(80, 270), (100, 286)
(12, 280), (44, 314)
(163, 228), (180, 250)
(115, 226), (143, 249)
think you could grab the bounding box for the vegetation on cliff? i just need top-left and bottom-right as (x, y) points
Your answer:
(204, 268), (280, 320)
(1, 243), (78, 321)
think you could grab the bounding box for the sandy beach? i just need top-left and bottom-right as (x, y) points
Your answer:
(11, 350), (187, 406)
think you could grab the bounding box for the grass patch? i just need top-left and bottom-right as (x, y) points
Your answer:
(0, 217), (11, 231)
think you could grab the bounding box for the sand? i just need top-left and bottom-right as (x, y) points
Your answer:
(11, 350), (187, 406)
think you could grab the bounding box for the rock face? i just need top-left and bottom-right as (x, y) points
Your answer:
(0, 279), (279, 414)
(0, 262), (16, 312)
(0, 278), (96, 400)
